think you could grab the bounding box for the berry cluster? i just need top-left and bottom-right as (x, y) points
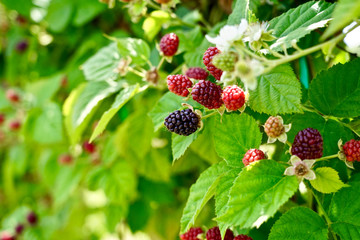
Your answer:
(291, 128), (323, 160)
(180, 226), (252, 240)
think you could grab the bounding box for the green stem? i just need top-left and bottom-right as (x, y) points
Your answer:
(157, 56), (165, 70)
(286, 140), (292, 148)
(316, 154), (338, 161)
(128, 67), (145, 77)
(202, 111), (218, 119)
(146, 0), (162, 10)
(309, 187), (338, 240)
(169, 63), (184, 75)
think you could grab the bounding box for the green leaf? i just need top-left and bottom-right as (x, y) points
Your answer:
(227, 0), (250, 25)
(117, 38), (150, 65)
(73, 0), (106, 26)
(72, 81), (121, 129)
(45, 0), (74, 32)
(269, 1), (335, 50)
(329, 181), (360, 239)
(212, 113), (262, 167)
(148, 92), (201, 131)
(90, 84), (140, 142)
(180, 162), (230, 233)
(217, 160), (298, 228)
(309, 58), (360, 118)
(82, 43), (121, 82)
(249, 65), (302, 115)
(142, 10), (171, 41)
(215, 168), (240, 238)
(268, 207), (328, 240)
(87, 160), (137, 204)
(323, 0), (360, 39)
(310, 167), (347, 194)
(172, 133), (199, 162)
(31, 103), (64, 144)
(25, 75), (62, 106)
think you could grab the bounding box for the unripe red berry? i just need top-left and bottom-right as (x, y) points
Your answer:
(234, 234), (253, 240)
(203, 47), (223, 80)
(167, 74), (193, 97)
(342, 139), (360, 162)
(185, 67), (209, 80)
(0, 232), (15, 240)
(243, 149), (266, 166)
(83, 141), (96, 154)
(0, 114), (5, 125)
(222, 85), (245, 111)
(27, 212), (38, 226)
(160, 33), (179, 57)
(180, 227), (203, 240)
(9, 120), (21, 131)
(6, 89), (20, 103)
(58, 154), (73, 165)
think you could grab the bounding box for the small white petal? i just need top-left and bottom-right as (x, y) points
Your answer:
(243, 77), (258, 90)
(284, 123), (292, 132)
(304, 170), (316, 180)
(277, 132), (288, 143)
(267, 137), (277, 144)
(290, 155), (302, 165)
(303, 159), (316, 169)
(345, 160), (355, 169)
(277, 116), (284, 125)
(338, 139), (343, 150)
(284, 166), (295, 176)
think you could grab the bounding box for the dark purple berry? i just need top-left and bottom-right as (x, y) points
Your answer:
(15, 40), (28, 53)
(185, 67), (209, 80)
(164, 109), (200, 136)
(27, 212), (38, 226)
(191, 80), (223, 109)
(291, 128), (323, 160)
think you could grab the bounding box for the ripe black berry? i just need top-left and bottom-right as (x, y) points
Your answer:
(185, 67), (209, 80)
(180, 227), (204, 240)
(203, 47), (223, 80)
(291, 128), (323, 160)
(164, 109), (200, 136)
(191, 80), (223, 109)
(160, 33), (179, 56)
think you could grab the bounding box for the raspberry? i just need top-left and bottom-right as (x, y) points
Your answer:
(164, 109), (200, 136)
(167, 74), (193, 97)
(291, 128), (323, 160)
(222, 85), (245, 111)
(206, 227), (233, 240)
(243, 149), (266, 166)
(264, 116), (285, 138)
(0, 114), (5, 125)
(191, 80), (223, 109)
(185, 67), (209, 80)
(83, 141), (96, 154)
(234, 234), (253, 240)
(180, 227), (204, 240)
(160, 33), (179, 56)
(212, 52), (237, 72)
(343, 139), (360, 162)
(9, 120), (21, 131)
(27, 212), (38, 226)
(58, 154), (73, 165)
(15, 224), (24, 235)
(203, 47), (223, 80)
(6, 89), (20, 103)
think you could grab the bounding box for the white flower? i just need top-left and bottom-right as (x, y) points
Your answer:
(244, 22), (270, 42)
(206, 19), (248, 51)
(235, 59), (264, 90)
(284, 155), (316, 180)
(343, 21), (360, 56)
